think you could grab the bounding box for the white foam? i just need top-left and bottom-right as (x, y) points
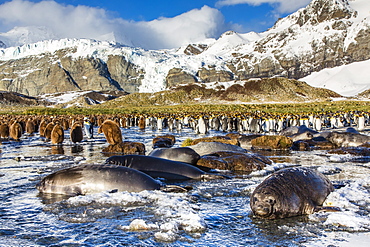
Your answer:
(57, 190), (206, 239)
(310, 177), (370, 231)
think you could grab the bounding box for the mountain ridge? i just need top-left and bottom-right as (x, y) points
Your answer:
(0, 0), (370, 98)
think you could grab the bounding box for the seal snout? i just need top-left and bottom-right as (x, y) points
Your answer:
(105, 156), (123, 166)
(251, 195), (275, 218)
(254, 204), (272, 217)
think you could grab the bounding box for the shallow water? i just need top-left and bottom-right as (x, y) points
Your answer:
(1, 126), (370, 246)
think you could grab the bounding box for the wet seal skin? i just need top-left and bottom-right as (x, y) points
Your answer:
(148, 147), (200, 165)
(36, 164), (162, 196)
(326, 131), (370, 147)
(105, 154), (226, 181)
(250, 167), (337, 219)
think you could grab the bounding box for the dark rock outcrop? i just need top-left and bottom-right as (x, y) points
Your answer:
(196, 151), (271, 172)
(166, 68), (197, 87)
(251, 135), (293, 150)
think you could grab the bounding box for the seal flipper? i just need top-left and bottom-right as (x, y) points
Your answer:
(200, 174), (230, 180)
(160, 185), (192, 193)
(314, 206), (341, 212)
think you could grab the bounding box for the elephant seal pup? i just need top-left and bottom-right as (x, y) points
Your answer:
(105, 155), (222, 180)
(288, 131), (314, 142)
(188, 142), (246, 156)
(326, 131), (370, 147)
(250, 167), (334, 219)
(280, 125), (317, 137)
(148, 147), (200, 165)
(36, 164), (162, 196)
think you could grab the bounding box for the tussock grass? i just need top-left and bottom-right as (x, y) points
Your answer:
(2, 100), (369, 116)
(181, 138), (194, 147)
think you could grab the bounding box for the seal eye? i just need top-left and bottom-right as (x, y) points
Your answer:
(266, 198), (275, 204)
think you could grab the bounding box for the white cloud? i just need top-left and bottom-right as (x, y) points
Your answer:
(133, 6), (230, 49)
(216, 0), (311, 13)
(0, 0), (232, 50)
(0, 0), (113, 38)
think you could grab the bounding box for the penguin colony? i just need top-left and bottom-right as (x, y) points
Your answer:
(0, 115), (95, 143)
(0, 111), (369, 142)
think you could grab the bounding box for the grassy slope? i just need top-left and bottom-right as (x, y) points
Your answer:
(1, 100), (369, 116)
(1, 78), (368, 115)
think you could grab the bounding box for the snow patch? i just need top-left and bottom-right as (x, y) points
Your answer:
(310, 176), (370, 231)
(39, 90), (91, 104)
(301, 59), (370, 96)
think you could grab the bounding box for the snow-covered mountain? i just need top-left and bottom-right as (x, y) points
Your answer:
(0, 0), (370, 98)
(0, 26), (58, 48)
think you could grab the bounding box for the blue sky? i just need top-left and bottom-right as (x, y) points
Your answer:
(0, 0), (311, 49)
(49, 0), (310, 32)
(50, 0), (277, 32)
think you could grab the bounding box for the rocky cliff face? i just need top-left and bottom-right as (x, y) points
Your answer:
(226, 0), (365, 80)
(0, 48), (146, 95)
(0, 0), (369, 97)
(106, 55), (145, 92)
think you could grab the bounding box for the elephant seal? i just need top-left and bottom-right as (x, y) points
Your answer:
(105, 154), (221, 180)
(36, 164), (162, 196)
(250, 167), (334, 219)
(289, 131), (313, 142)
(237, 134), (263, 149)
(148, 147), (200, 165)
(326, 131), (370, 147)
(280, 125), (318, 137)
(188, 142), (246, 156)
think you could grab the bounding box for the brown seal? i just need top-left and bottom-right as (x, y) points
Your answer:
(326, 131), (370, 147)
(250, 167), (335, 219)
